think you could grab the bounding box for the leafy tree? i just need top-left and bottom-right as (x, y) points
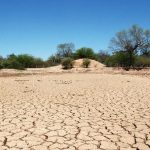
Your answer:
(17, 54), (34, 68)
(105, 51), (133, 69)
(75, 47), (95, 59)
(110, 25), (150, 68)
(1, 54), (47, 69)
(57, 43), (75, 58)
(2, 54), (24, 70)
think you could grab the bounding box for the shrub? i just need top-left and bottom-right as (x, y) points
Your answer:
(17, 54), (34, 68)
(0, 62), (3, 69)
(105, 55), (117, 67)
(105, 51), (135, 68)
(0, 56), (3, 69)
(0, 54), (49, 70)
(1, 54), (24, 70)
(2, 59), (24, 70)
(61, 57), (73, 69)
(75, 47), (95, 59)
(134, 56), (150, 68)
(82, 59), (91, 68)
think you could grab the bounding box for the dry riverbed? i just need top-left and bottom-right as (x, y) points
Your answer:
(0, 73), (150, 150)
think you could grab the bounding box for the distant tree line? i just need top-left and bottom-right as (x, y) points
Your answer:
(0, 25), (150, 70)
(0, 54), (48, 70)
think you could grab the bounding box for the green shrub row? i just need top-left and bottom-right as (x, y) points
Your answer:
(0, 54), (48, 70)
(105, 52), (150, 69)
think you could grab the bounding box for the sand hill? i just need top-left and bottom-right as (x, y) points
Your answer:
(73, 59), (104, 69)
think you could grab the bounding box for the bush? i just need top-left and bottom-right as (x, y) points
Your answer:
(2, 59), (25, 70)
(17, 54), (35, 68)
(105, 55), (117, 67)
(134, 56), (150, 68)
(105, 51), (150, 70)
(75, 47), (95, 59)
(1, 54), (24, 70)
(0, 62), (3, 69)
(61, 57), (73, 69)
(82, 59), (91, 68)
(0, 56), (3, 69)
(0, 54), (47, 70)
(105, 51), (135, 69)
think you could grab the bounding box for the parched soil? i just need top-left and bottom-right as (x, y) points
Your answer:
(0, 73), (150, 150)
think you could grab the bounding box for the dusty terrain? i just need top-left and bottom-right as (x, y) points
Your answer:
(0, 73), (150, 150)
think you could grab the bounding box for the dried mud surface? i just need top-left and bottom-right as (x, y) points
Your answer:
(0, 74), (150, 150)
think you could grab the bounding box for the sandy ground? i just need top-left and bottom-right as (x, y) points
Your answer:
(0, 73), (150, 150)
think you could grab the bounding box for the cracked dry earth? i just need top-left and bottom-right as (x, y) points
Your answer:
(0, 74), (150, 150)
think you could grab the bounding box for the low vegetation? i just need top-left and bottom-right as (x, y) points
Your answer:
(61, 57), (73, 69)
(82, 59), (91, 68)
(0, 54), (47, 70)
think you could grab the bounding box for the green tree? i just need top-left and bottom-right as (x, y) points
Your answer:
(2, 54), (24, 70)
(105, 51), (132, 70)
(110, 25), (150, 68)
(17, 54), (34, 68)
(75, 47), (95, 59)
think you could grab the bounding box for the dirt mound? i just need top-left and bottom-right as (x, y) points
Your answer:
(73, 59), (104, 68)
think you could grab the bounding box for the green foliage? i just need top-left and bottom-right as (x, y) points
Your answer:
(115, 51), (134, 67)
(0, 54), (46, 70)
(105, 55), (117, 67)
(105, 51), (134, 68)
(110, 25), (150, 68)
(61, 57), (73, 69)
(75, 47), (95, 59)
(134, 56), (150, 68)
(105, 52), (129, 67)
(2, 54), (24, 70)
(105, 52), (150, 70)
(17, 54), (34, 68)
(0, 56), (3, 69)
(82, 59), (91, 68)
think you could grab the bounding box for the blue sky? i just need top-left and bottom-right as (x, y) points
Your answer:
(0, 0), (150, 59)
